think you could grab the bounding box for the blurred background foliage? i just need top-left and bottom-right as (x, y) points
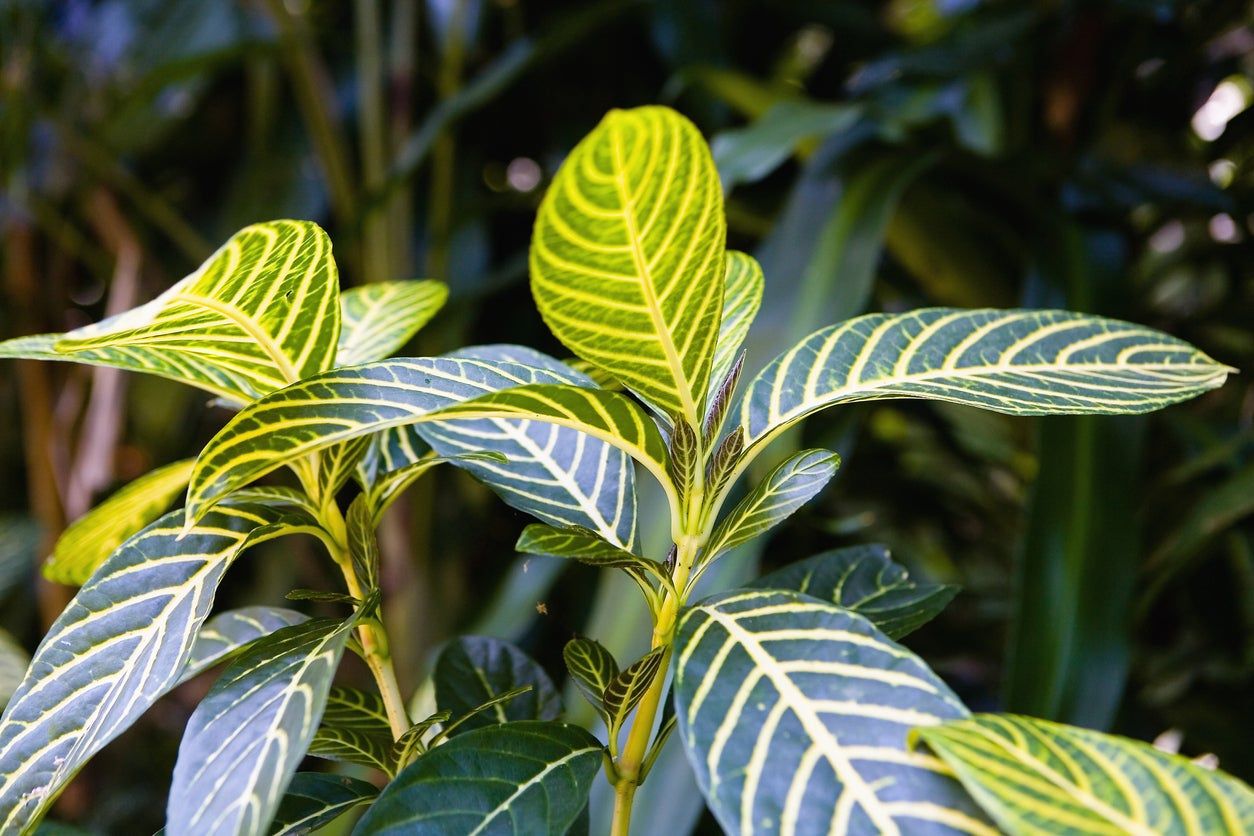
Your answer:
(0, 0), (1251, 832)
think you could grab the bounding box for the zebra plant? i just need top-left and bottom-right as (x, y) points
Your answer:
(0, 107), (1250, 835)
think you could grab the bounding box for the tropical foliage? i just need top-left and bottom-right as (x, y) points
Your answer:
(0, 101), (1246, 835)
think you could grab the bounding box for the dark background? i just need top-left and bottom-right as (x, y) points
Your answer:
(1, 1), (1251, 832)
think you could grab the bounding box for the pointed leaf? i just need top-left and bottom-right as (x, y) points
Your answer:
(269, 773), (378, 836)
(673, 589), (992, 836)
(703, 449), (839, 567)
(750, 545), (957, 639)
(916, 714), (1254, 835)
(604, 647), (665, 737)
(167, 618), (355, 836)
(531, 106), (726, 425)
(44, 459), (195, 586)
(708, 251), (763, 400)
(434, 636), (561, 735)
(346, 496), (380, 590)
(5, 221), (341, 403)
(739, 309), (1232, 455)
(0, 505), (313, 831)
(354, 721), (602, 835)
(516, 524), (667, 588)
(181, 606), (310, 682)
(337, 280), (447, 366)
(308, 687), (395, 775)
(563, 637), (618, 721)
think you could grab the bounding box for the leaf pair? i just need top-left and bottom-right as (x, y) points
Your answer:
(564, 638), (664, 752)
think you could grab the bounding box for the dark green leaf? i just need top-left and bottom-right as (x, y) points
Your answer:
(433, 636), (561, 735)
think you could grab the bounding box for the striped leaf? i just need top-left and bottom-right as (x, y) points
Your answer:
(309, 688), (395, 775)
(531, 106), (726, 426)
(0, 633), (27, 711)
(708, 251), (763, 403)
(749, 544), (958, 639)
(418, 346), (639, 548)
(166, 617), (355, 836)
(702, 450), (840, 569)
(604, 647), (665, 741)
(181, 606), (310, 682)
(0, 505), (315, 832)
(312, 436), (372, 508)
(738, 309), (1233, 455)
(44, 458), (195, 585)
(186, 359), (665, 541)
(270, 773), (378, 836)
(2, 221), (341, 404)
(433, 636), (562, 736)
(915, 714), (1254, 835)
(563, 637), (618, 722)
(515, 524), (668, 593)
(337, 280), (447, 366)
(673, 589), (993, 836)
(354, 721), (602, 835)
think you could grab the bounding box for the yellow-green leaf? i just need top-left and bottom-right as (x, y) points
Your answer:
(336, 280), (447, 366)
(44, 458), (195, 586)
(531, 105), (726, 426)
(708, 251), (763, 399)
(916, 714), (1254, 835)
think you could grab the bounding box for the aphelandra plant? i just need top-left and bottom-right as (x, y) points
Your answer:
(0, 108), (1250, 836)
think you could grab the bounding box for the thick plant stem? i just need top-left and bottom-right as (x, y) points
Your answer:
(319, 501), (410, 740)
(611, 780), (637, 836)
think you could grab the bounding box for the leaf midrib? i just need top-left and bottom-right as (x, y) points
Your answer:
(179, 292), (302, 385)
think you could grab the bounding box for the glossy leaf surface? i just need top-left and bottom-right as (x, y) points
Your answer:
(337, 280), (447, 366)
(434, 636), (562, 735)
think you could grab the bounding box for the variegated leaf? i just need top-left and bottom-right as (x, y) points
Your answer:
(433, 637), (561, 736)
(563, 637), (618, 722)
(0, 505), (317, 832)
(750, 545), (957, 639)
(308, 687), (395, 775)
(181, 606), (310, 682)
(355, 721), (602, 835)
(187, 360), (667, 541)
(1, 221), (341, 404)
(673, 589), (993, 836)
(336, 280), (447, 366)
(916, 714), (1254, 835)
(270, 773), (378, 836)
(708, 251), (763, 403)
(44, 458), (195, 586)
(531, 106), (726, 426)
(167, 618), (355, 836)
(739, 309), (1232, 456)
(702, 450), (840, 570)
(515, 524), (668, 591)
(604, 647), (665, 739)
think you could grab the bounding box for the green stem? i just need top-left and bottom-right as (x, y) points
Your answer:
(611, 779), (637, 836)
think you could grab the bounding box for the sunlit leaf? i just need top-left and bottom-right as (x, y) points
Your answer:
(738, 309), (1233, 459)
(0, 505), (318, 831)
(354, 721), (602, 835)
(708, 251), (763, 402)
(916, 714), (1254, 835)
(167, 618), (355, 836)
(749, 544), (957, 639)
(44, 458), (195, 586)
(337, 280), (447, 366)
(531, 106), (726, 426)
(0, 221), (341, 404)
(433, 636), (561, 736)
(673, 589), (992, 835)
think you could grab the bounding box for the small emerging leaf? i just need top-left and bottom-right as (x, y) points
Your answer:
(563, 637), (619, 721)
(604, 647), (665, 740)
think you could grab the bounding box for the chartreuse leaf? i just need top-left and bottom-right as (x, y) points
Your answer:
(43, 458), (195, 585)
(166, 617), (355, 836)
(0, 505), (318, 832)
(181, 606), (310, 682)
(186, 359), (669, 536)
(433, 636), (561, 735)
(269, 773), (378, 836)
(701, 449), (839, 571)
(0, 221), (341, 404)
(419, 346), (639, 548)
(309, 687), (395, 774)
(915, 714), (1254, 835)
(708, 251), (763, 400)
(336, 280), (447, 366)
(738, 309), (1233, 457)
(750, 545), (958, 639)
(563, 637), (618, 723)
(354, 721), (602, 835)
(673, 589), (994, 836)
(531, 105), (726, 426)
